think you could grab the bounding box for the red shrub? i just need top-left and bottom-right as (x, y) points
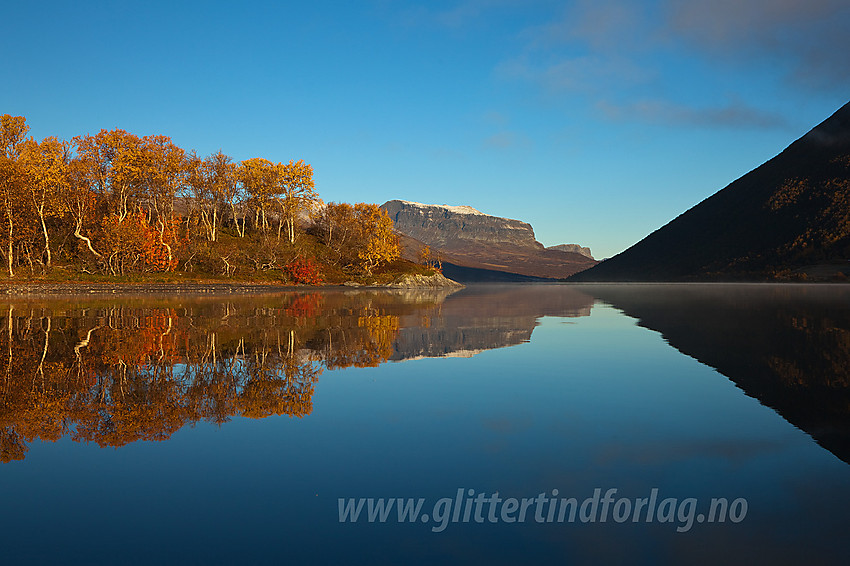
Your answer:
(285, 257), (324, 285)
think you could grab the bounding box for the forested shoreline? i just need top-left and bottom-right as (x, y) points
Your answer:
(0, 115), (422, 284)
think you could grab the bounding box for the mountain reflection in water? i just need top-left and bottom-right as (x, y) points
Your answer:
(0, 286), (594, 462)
(576, 283), (850, 466)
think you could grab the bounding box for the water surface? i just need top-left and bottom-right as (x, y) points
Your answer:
(1, 284), (848, 565)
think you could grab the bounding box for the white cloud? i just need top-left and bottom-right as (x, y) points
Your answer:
(496, 54), (650, 95)
(482, 130), (530, 148)
(391, 0), (531, 29)
(496, 0), (850, 128)
(664, 0), (850, 89)
(596, 98), (792, 129)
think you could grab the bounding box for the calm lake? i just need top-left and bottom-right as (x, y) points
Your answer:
(1, 283), (849, 565)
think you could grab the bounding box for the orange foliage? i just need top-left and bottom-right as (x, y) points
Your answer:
(100, 212), (179, 273)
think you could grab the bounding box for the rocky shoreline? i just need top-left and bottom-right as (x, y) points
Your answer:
(0, 273), (464, 297)
(346, 272), (464, 289)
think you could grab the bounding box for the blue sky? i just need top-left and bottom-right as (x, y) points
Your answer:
(3, 0), (849, 258)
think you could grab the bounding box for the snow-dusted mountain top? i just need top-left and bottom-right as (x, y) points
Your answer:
(381, 199), (538, 249)
(380, 199), (598, 279)
(398, 200), (485, 216)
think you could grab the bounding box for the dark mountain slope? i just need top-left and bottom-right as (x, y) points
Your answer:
(571, 101), (850, 281)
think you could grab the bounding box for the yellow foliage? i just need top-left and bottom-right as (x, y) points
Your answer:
(354, 203), (400, 274)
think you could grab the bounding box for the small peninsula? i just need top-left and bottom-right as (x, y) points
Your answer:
(0, 115), (457, 289)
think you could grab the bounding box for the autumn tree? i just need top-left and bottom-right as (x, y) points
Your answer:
(100, 211), (175, 274)
(0, 115), (30, 276)
(311, 202), (356, 260)
(137, 135), (185, 268)
(0, 165), (21, 277)
(311, 202), (400, 274)
(64, 155), (103, 260)
(237, 158), (278, 235)
(0, 115), (29, 159)
(237, 158), (317, 243)
(0, 160), (20, 277)
(418, 244), (441, 272)
(186, 150), (237, 242)
(277, 160), (317, 244)
(353, 203), (400, 274)
(74, 129), (143, 222)
(20, 136), (72, 268)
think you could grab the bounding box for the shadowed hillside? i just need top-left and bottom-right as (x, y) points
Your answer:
(571, 101), (850, 281)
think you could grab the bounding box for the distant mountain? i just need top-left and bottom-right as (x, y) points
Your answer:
(381, 200), (538, 248)
(546, 244), (594, 259)
(570, 101), (850, 281)
(382, 200), (597, 280)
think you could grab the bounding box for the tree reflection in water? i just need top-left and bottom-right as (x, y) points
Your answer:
(0, 292), (422, 462)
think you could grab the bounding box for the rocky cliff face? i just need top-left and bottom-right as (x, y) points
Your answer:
(547, 244), (593, 259)
(381, 200), (540, 249)
(382, 200), (598, 280)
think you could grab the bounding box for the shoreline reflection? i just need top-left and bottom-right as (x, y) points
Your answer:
(0, 286), (595, 462)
